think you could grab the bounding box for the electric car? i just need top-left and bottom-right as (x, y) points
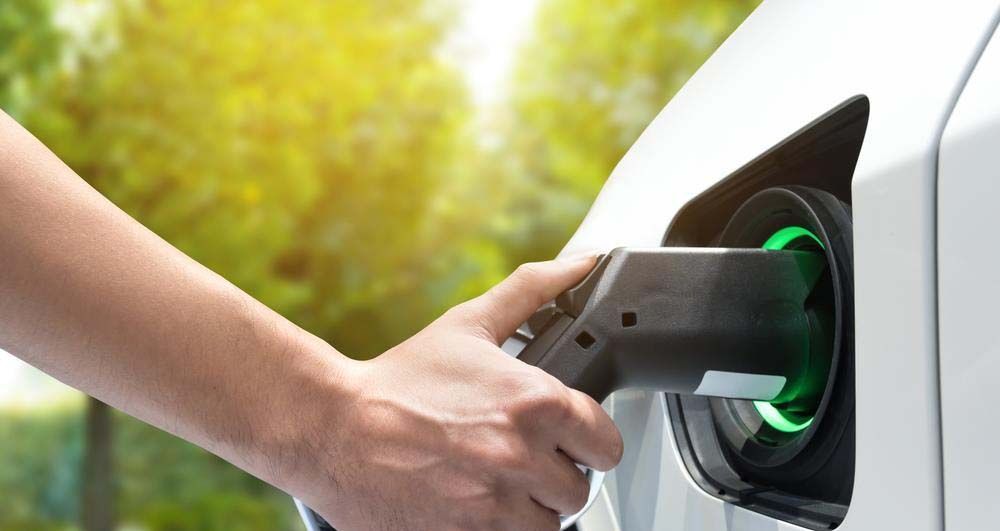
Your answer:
(300, 1), (1000, 529)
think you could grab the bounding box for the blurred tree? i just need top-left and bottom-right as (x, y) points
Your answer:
(25, 0), (492, 359)
(114, 411), (298, 530)
(0, 0), (63, 119)
(81, 400), (115, 531)
(2, 0), (762, 528)
(0, 404), (83, 530)
(494, 0), (760, 263)
(0, 405), (299, 530)
(14, 0), (488, 528)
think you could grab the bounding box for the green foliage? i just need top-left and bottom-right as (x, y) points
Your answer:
(496, 0), (760, 261)
(25, 0), (484, 357)
(0, 405), (83, 529)
(0, 404), (298, 530)
(0, 0), (63, 118)
(114, 411), (299, 530)
(1, 0), (759, 528)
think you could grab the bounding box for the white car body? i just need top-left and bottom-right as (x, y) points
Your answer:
(299, 2), (1000, 530)
(556, 1), (1000, 530)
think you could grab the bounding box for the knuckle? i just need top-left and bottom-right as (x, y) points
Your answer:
(510, 378), (566, 421)
(511, 263), (549, 304)
(439, 301), (472, 326)
(440, 299), (497, 340)
(607, 425), (625, 465)
(610, 430), (625, 465)
(458, 485), (505, 529)
(513, 262), (544, 283)
(446, 298), (484, 323)
(484, 442), (530, 471)
(595, 429), (625, 471)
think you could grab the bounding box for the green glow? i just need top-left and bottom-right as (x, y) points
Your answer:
(761, 226), (823, 250)
(754, 226), (824, 433)
(755, 400), (814, 432)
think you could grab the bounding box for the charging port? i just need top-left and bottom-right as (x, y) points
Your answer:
(668, 185), (854, 529)
(664, 96), (865, 530)
(756, 225), (827, 433)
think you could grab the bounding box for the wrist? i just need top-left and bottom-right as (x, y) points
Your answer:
(259, 338), (362, 495)
(211, 301), (363, 495)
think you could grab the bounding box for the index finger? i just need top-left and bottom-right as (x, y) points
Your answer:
(469, 256), (598, 344)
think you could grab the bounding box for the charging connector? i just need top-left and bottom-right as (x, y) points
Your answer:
(518, 246), (829, 405)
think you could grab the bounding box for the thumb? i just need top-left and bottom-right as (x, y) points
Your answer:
(465, 255), (598, 344)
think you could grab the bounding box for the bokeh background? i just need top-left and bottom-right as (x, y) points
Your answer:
(0, 0), (758, 529)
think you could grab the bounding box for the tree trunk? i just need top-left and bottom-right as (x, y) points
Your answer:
(81, 397), (116, 531)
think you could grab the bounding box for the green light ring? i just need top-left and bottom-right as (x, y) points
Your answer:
(754, 226), (824, 433)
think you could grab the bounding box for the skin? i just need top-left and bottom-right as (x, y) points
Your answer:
(0, 111), (623, 530)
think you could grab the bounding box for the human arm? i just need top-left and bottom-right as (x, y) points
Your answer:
(0, 111), (622, 530)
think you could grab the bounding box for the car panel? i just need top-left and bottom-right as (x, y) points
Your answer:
(938, 23), (1000, 531)
(568, 1), (1000, 529)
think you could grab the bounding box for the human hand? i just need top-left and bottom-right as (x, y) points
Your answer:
(292, 257), (623, 531)
(0, 111), (619, 531)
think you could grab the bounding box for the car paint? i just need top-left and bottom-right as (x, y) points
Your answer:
(553, 1), (1000, 529)
(938, 25), (1000, 531)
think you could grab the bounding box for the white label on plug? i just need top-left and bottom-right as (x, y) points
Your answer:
(694, 371), (786, 401)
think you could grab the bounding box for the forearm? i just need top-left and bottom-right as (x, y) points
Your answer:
(0, 111), (623, 531)
(0, 111), (351, 489)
